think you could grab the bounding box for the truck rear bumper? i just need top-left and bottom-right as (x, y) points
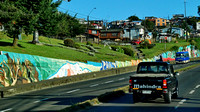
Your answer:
(130, 89), (169, 96)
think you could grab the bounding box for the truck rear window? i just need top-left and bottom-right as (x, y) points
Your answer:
(138, 65), (168, 73)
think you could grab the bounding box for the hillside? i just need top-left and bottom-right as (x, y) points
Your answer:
(0, 32), (135, 63)
(0, 32), (193, 62)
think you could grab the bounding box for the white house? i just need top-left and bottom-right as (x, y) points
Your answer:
(123, 25), (144, 40)
(197, 22), (200, 31)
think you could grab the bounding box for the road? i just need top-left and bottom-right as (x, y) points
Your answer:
(81, 64), (200, 112)
(0, 61), (199, 112)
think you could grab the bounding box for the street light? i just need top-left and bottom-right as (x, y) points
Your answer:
(87, 8), (96, 41)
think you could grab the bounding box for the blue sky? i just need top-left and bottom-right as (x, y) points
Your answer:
(57, 0), (200, 21)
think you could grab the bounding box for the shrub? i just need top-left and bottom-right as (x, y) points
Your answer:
(111, 46), (119, 51)
(64, 39), (75, 47)
(170, 46), (179, 52)
(140, 40), (155, 49)
(74, 44), (80, 49)
(121, 47), (134, 57)
(86, 41), (93, 46)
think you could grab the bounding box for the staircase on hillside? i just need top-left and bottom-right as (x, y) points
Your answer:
(131, 45), (145, 59)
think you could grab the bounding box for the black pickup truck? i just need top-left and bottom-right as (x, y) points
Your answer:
(129, 62), (179, 103)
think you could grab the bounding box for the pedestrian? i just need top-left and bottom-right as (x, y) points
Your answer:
(160, 54), (163, 62)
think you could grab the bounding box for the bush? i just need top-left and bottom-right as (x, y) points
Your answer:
(170, 45), (179, 52)
(64, 39), (75, 47)
(121, 47), (134, 57)
(140, 40), (155, 49)
(74, 44), (80, 49)
(111, 46), (119, 51)
(86, 41), (93, 46)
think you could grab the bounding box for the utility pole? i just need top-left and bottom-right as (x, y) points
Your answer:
(184, 0), (188, 40)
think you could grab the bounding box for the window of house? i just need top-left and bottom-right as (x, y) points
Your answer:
(101, 33), (107, 37)
(92, 30), (97, 34)
(112, 33), (118, 37)
(157, 23), (160, 26)
(162, 23), (165, 26)
(157, 20), (160, 22)
(162, 19), (165, 22)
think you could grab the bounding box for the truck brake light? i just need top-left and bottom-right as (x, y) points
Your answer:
(129, 79), (132, 85)
(163, 79), (167, 88)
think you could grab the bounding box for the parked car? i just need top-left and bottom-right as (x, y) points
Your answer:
(131, 39), (141, 45)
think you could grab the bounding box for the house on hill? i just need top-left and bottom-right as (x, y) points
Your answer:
(100, 29), (124, 41)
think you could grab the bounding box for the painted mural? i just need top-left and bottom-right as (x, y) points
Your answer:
(100, 61), (117, 70)
(0, 52), (39, 87)
(1, 44), (200, 88)
(0, 51), (101, 87)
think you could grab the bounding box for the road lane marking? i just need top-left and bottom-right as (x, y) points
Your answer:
(175, 105), (179, 109)
(179, 99), (187, 104)
(41, 98), (49, 101)
(175, 99), (187, 109)
(195, 85), (200, 89)
(104, 80), (114, 84)
(118, 78), (125, 81)
(90, 84), (99, 87)
(33, 100), (40, 103)
(189, 90), (195, 94)
(66, 89), (80, 94)
(0, 108), (12, 112)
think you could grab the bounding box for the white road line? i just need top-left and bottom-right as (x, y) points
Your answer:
(175, 99), (187, 109)
(66, 89), (80, 94)
(118, 78), (125, 81)
(104, 80), (114, 84)
(33, 100), (40, 103)
(195, 85), (200, 89)
(0, 108), (12, 112)
(179, 99), (187, 104)
(189, 90), (195, 94)
(90, 84), (99, 87)
(41, 98), (49, 101)
(175, 105), (179, 109)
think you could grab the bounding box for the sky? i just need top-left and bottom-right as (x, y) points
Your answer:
(56, 0), (200, 22)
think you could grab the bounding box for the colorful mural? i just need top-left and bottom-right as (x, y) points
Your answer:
(100, 61), (117, 70)
(0, 51), (101, 87)
(1, 44), (200, 88)
(0, 52), (39, 87)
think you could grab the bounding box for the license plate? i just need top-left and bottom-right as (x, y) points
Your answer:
(142, 90), (152, 94)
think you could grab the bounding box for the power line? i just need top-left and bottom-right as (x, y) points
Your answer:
(58, 6), (104, 20)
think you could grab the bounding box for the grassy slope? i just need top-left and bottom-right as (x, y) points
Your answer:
(0, 32), (191, 62)
(0, 33), (134, 62)
(140, 40), (190, 58)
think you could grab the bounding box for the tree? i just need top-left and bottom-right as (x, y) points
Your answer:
(141, 19), (155, 32)
(15, 0), (62, 44)
(127, 15), (140, 21)
(54, 12), (85, 39)
(198, 5), (200, 16)
(187, 16), (199, 30)
(0, 0), (32, 47)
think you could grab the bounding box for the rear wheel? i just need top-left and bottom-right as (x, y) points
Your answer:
(164, 90), (172, 103)
(172, 87), (179, 99)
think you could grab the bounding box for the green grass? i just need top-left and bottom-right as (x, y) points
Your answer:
(0, 32), (135, 62)
(140, 40), (190, 58)
(0, 32), (192, 62)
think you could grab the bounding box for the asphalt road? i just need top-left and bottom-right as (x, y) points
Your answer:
(81, 63), (200, 112)
(0, 61), (199, 112)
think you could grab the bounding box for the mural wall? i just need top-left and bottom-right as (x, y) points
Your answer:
(0, 44), (200, 88)
(159, 45), (200, 62)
